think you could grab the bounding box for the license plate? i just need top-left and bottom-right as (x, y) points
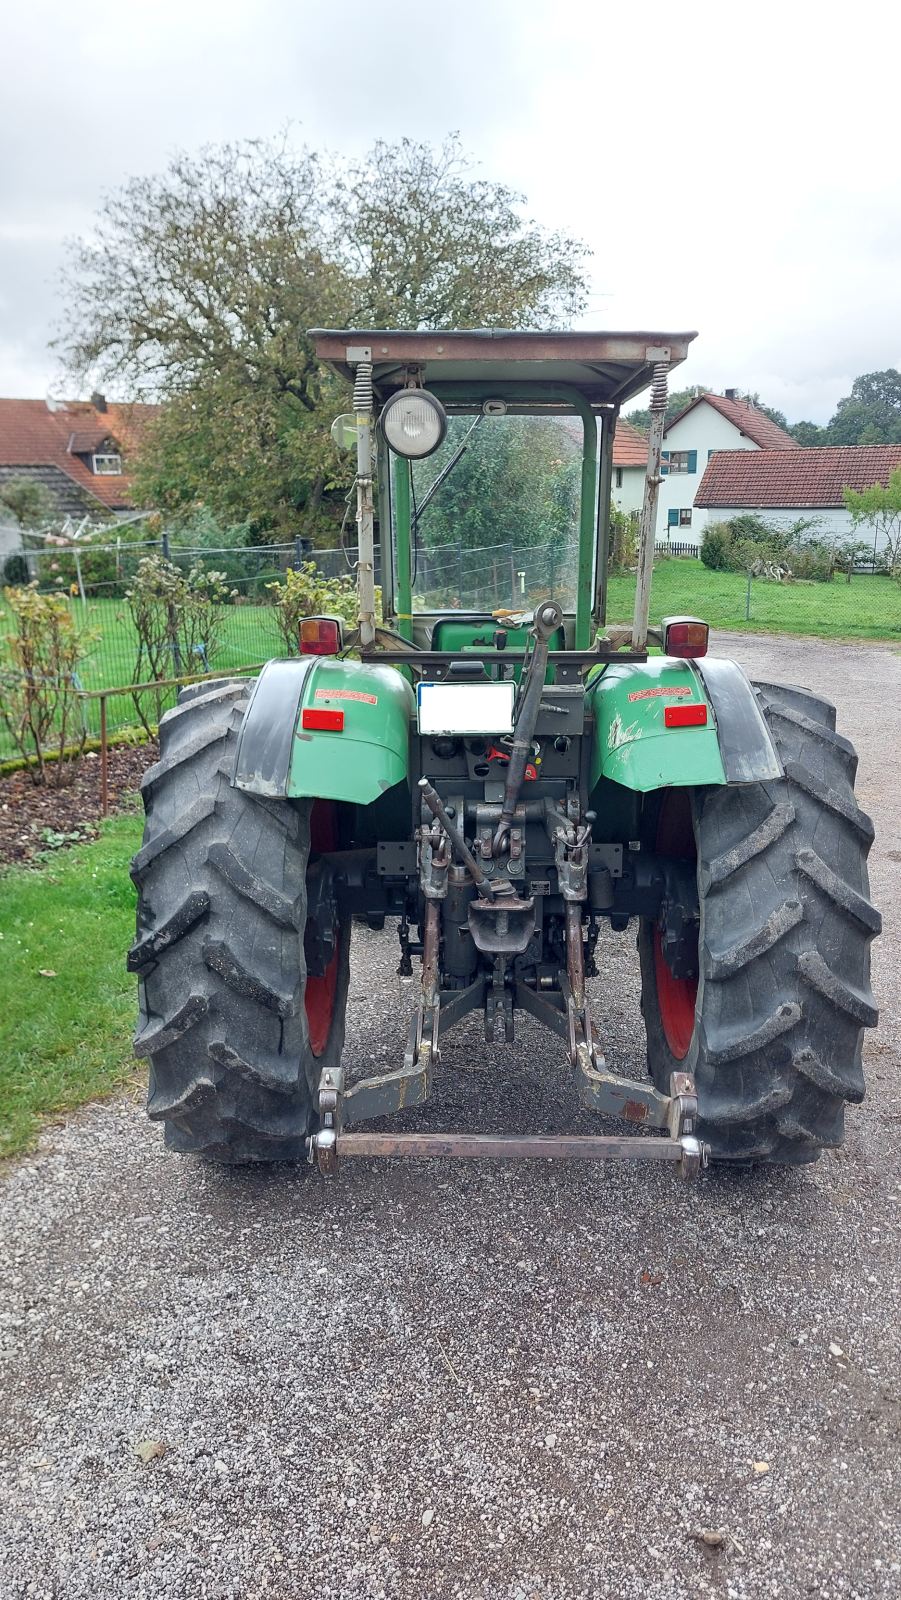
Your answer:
(417, 682), (515, 736)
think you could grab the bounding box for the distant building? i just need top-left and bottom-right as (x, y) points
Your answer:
(0, 396), (157, 522)
(695, 444), (901, 551)
(658, 391), (800, 547)
(610, 418), (649, 517)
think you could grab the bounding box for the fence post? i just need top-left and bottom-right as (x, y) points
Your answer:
(746, 567), (752, 622)
(100, 695), (109, 819)
(162, 533), (169, 561)
(457, 539), (463, 606)
(508, 543), (515, 606)
(295, 535), (303, 570)
(549, 537), (556, 599)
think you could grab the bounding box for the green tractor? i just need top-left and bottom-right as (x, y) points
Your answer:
(130, 330), (880, 1178)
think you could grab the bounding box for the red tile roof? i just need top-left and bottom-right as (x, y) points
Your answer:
(695, 445), (901, 508)
(667, 393), (801, 451)
(0, 398), (157, 511)
(612, 418), (648, 467)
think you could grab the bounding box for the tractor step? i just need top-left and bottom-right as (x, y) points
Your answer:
(310, 1128), (707, 1179)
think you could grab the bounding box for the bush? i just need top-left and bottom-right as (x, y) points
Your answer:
(125, 555), (236, 731)
(609, 506), (638, 572)
(700, 521), (734, 571)
(265, 561), (381, 652)
(0, 477), (58, 530)
(3, 553), (29, 585)
(0, 584), (101, 785)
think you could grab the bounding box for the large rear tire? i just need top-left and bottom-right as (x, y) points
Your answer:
(639, 681), (880, 1164)
(129, 679), (350, 1163)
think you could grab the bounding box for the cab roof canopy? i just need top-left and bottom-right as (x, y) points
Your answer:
(310, 329), (697, 411)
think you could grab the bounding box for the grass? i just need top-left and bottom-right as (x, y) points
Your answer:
(607, 560), (901, 641)
(0, 812), (144, 1160)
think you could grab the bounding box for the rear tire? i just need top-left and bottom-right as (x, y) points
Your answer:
(639, 681), (880, 1164)
(129, 680), (350, 1163)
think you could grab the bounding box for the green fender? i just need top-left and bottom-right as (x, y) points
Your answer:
(585, 658), (726, 792)
(232, 657), (414, 805)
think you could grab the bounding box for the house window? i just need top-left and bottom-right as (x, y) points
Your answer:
(615, 467), (623, 488)
(92, 453), (122, 475)
(679, 508), (692, 527)
(667, 509), (693, 528)
(662, 450), (698, 475)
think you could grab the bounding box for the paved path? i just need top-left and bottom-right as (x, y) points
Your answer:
(1, 634), (900, 1600)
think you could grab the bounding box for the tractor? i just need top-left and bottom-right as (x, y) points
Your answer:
(129, 330), (880, 1177)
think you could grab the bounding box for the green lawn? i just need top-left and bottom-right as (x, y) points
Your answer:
(0, 813), (144, 1159)
(607, 560), (901, 641)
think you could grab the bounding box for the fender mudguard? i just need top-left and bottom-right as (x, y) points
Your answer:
(586, 656), (781, 792)
(233, 658), (415, 804)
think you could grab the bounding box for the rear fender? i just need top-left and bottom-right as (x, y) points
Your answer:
(233, 658), (415, 804)
(585, 656), (782, 791)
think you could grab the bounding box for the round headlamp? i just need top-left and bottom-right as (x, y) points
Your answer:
(379, 388), (447, 460)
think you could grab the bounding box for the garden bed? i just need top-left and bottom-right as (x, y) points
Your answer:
(0, 740), (156, 867)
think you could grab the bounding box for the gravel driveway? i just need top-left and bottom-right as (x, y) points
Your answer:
(2, 632), (900, 1600)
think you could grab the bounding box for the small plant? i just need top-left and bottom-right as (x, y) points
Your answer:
(39, 826), (86, 850)
(609, 506), (638, 572)
(3, 553), (29, 586)
(0, 584), (100, 786)
(266, 562), (381, 653)
(125, 555), (236, 731)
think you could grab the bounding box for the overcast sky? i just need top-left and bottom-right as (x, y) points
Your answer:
(1, 0), (898, 423)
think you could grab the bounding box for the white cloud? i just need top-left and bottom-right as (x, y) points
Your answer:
(2, 0), (900, 421)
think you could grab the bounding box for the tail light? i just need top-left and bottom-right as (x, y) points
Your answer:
(300, 617), (343, 655)
(662, 616), (708, 659)
(665, 703), (707, 728)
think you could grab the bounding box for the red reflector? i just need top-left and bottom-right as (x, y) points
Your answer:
(300, 618), (341, 655)
(665, 703), (707, 728)
(302, 708), (344, 732)
(663, 618), (709, 659)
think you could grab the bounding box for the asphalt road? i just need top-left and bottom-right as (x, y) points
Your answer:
(1, 632), (900, 1600)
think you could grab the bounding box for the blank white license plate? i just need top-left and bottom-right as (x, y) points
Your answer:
(417, 681), (515, 736)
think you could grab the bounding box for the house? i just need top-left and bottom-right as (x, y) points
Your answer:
(0, 395), (156, 523)
(656, 390), (800, 547)
(610, 417), (649, 517)
(694, 444), (901, 552)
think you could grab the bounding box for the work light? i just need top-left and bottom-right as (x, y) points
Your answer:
(379, 389), (447, 460)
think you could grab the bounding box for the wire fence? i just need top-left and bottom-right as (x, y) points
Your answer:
(409, 536), (580, 612)
(2, 536), (899, 765)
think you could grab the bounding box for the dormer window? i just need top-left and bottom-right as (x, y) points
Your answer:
(92, 453), (122, 475)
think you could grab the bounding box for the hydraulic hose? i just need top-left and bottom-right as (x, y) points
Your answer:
(493, 600), (562, 854)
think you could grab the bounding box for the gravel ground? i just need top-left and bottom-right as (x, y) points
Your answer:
(1, 632), (900, 1600)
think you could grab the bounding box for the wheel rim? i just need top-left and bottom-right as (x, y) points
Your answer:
(305, 799), (340, 1057)
(305, 946), (339, 1057)
(654, 788), (698, 1061)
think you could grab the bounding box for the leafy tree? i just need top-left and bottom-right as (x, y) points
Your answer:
(827, 370), (901, 446)
(125, 555), (236, 730)
(57, 135), (590, 541)
(411, 415), (581, 552)
(788, 420), (828, 447)
(844, 467), (901, 573)
(0, 477), (59, 530)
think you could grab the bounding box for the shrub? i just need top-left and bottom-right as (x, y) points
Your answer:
(0, 584), (100, 785)
(3, 553), (29, 585)
(125, 555), (236, 731)
(266, 561), (368, 653)
(609, 506), (638, 572)
(0, 477), (58, 530)
(700, 521), (734, 571)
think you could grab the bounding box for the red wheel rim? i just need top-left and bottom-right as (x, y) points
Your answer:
(306, 799), (340, 1057)
(305, 946), (339, 1057)
(653, 789), (698, 1061)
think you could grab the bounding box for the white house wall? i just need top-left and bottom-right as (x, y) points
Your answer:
(657, 403), (760, 547)
(612, 463), (645, 517)
(704, 505), (887, 550)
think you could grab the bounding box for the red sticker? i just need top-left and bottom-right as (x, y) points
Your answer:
(314, 687), (378, 705)
(627, 685), (693, 702)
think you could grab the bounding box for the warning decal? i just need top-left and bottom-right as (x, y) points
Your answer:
(314, 687), (378, 706)
(627, 685), (693, 703)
